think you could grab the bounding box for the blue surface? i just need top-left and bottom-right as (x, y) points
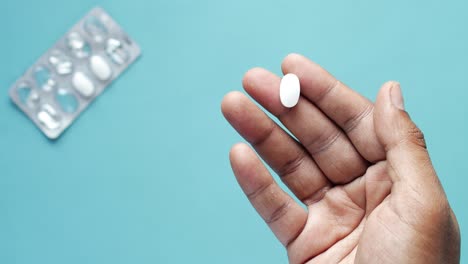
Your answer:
(1, 1), (467, 263)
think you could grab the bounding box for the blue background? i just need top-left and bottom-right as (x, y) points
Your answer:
(1, 0), (467, 263)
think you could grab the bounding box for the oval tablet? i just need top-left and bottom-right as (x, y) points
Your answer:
(280, 73), (300, 108)
(90, 55), (112, 81)
(72, 72), (95, 98)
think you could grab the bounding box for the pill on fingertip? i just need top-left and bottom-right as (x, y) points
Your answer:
(280, 73), (300, 108)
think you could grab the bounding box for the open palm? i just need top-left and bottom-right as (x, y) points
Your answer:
(222, 54), (460, 263)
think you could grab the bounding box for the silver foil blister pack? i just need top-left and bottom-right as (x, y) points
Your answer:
(9, 7), (141, 139)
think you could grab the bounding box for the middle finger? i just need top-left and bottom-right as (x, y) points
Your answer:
(243, 68), (368, 184)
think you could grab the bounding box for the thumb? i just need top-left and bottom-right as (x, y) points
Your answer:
(374, 82), (460, 264)
(374, 81), (442, 195)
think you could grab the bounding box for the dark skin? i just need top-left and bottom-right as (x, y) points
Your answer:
(221, 54), (460, 263)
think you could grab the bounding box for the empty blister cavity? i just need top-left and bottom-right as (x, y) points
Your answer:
(67, 32), (91, 58)
(90, 55), (112, 81)
(34, 66), (55, 91)
(84, 16), (108, 42)
(106, 38), (129, 65)
(56, 89), (79, 113)
(49, 50), (73, 75)
(17, 83), (40, 108)
(17, 84), (32, 104)
(37, 104), (61, 130)
(72, 72), (95, 98)
(280, 73), (300, 108)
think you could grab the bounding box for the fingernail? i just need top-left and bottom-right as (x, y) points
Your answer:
(390, 83), (405, 110)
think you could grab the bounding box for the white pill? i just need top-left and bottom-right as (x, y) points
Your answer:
(280, 73), (300, 108)
(72, 72), (95, 98)
(90, 55), (112, 81)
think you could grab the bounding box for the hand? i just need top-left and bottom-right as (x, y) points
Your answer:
(221, 54), (460, 263)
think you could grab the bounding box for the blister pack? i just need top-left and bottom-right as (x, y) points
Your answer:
(8, 7), (141, 139)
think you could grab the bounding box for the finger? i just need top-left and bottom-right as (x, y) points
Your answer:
(281, 53), (385, 162)
(229, 143), (307, 246)
(243, 68), (368, 184)
(374, 82), (444, 198)
(222, 92), (331, 203)
(373, 82), (457, 256)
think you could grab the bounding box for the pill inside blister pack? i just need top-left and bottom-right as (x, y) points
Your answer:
(9, 7), (141, 139)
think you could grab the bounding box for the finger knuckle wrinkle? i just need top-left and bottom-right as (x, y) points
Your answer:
(342, 104), (374, 133)
(251, 123), (276, 147)
(307, 131), (342, 155)
(265, 200), (291, 224)
(246, 181), (274, 200)
(406, 126), (427, 149)
(277, 151), (307, 179)
(316, 79), (341, 104)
